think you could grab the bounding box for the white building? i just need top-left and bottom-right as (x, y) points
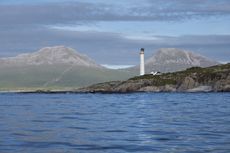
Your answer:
(140, 48), (145, 76)
(151, 71), (161, 75)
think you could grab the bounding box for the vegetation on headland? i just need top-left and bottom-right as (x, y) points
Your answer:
(79, 63), (230, 93)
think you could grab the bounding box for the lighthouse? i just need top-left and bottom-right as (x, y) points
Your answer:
(140, 48), (145, 76)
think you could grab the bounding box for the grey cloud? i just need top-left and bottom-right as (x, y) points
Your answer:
(0, 0), (230, 26)
(146, 0), (230, 14)
(0, 2), (108, 25)
(0, 26), (229, 64)
(155, 35), (230, 46)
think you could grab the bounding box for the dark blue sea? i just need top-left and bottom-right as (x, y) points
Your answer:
(0, 93), (230, 153)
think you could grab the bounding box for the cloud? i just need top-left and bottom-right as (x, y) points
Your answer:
(0, 25), (229, 64)
(102, 64), (135, 69)
(0, 0), (230, 26)
(146, 0), (230, 18)
(155, 35), (230, 46)
(0, 2), (108, 25)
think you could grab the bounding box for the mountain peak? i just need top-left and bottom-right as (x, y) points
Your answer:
(0, 46), (102, 68)
(145, 48), (219, 73)
(157, 48), (181, 54)
(37, 46), (75, 55)
(34, 46), (81, 62)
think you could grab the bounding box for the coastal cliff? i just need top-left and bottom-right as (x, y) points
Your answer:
(79, 63), (230, 93)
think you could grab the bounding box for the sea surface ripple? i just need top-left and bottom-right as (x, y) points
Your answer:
(0, 93), (230, 153)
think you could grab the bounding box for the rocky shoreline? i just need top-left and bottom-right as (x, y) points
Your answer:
(77, 64), (230, 93)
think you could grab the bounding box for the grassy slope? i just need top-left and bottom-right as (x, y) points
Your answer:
(0, 64), (134, 91)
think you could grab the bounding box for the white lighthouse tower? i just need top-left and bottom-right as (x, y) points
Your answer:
(140, 48), (145, 76)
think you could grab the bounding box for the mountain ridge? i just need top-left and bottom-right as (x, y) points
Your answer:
(147, 48), (218, 66)
(0, 46), (102, 68)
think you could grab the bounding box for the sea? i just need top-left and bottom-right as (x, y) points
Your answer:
(0, 93), (229, 153)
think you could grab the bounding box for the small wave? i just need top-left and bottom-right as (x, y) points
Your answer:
(67, 126), (88, 130)
(104, 129), (128, 133)
(31, 119), (60, 123)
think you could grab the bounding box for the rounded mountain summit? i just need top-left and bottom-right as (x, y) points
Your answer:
(0, 46), (102, 68)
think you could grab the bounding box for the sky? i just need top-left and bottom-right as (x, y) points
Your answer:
(0, 0), (230, 65)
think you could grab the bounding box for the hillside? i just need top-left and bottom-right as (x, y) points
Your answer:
(128, 48), (219, 74)
(0, 46), (133, 91)
(80, 63), (230, 93)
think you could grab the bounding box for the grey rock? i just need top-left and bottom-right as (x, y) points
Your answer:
(178, 77), (197, 91)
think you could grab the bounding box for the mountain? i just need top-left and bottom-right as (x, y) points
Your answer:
(0, 46), (133, 91)
(0, 46), (101, 68)
(129, 48), (219, 74)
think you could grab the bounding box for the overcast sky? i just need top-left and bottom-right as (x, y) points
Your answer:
(0, 0), (230, 64)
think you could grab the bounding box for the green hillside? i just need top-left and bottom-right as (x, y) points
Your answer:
(0, 64), (134, 91)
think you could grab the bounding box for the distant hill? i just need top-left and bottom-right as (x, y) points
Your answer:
(0, 46), (133, 91)
(0, 46), (101, 68)
(128, 48), (219, 74)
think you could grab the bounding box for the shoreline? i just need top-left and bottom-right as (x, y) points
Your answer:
(1, 64), (229, 94)
(0, 89), (229, 94)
